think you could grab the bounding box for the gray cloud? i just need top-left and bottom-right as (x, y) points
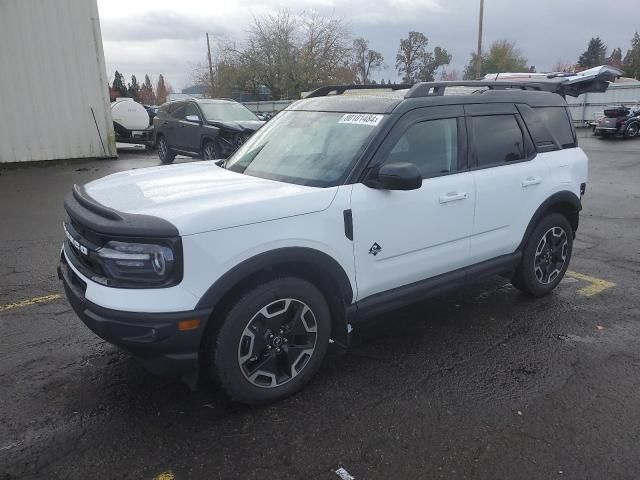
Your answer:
(101, 10), (233, 42)
(99, 0), (640, 90)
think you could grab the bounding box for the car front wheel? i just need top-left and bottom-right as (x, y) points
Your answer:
(202, 141), (220, 160)
(209, 277), (331, 405)
(511, 213), (573, 297)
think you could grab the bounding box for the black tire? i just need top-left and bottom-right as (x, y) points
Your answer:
(157, 135), (176, 164)
(209, 277), (331, 405)
(511, 213), (573, 297)
(625, 122), (639, 138)
(202, 140), (220, 161)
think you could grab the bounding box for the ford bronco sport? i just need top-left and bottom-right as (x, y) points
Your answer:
(59, 73), (615, 405)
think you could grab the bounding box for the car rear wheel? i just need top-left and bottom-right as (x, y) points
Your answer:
(511, 213), (573, 297)
(157, 136), (176, 164)
(626, 122), (639, 138)
(208, 277), (331, 405)
(202, 141), (220, 161)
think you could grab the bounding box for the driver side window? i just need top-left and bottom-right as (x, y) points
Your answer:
(387, 118), (459, 179)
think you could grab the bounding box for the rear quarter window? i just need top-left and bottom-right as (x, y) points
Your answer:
(535, 107), (576, 149)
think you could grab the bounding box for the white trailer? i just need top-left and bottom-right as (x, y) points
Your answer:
(0, 0), (116, 163)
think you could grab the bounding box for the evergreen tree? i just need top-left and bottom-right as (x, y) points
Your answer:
(623, 32), (640, 79)
(577, 37), (607, 69)
(156, 74), (169, 104)
(139, 75), (155, 105)
(112, 70), (128, 97)
(127, 75), (140, 102)
(463, 40), (528, 79)
(606, 48), (624, 70)
(395, 31), (451, 83)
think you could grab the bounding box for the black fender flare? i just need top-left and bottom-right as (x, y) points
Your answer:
(194, 247), (354, 311)
(517, 190), (582, 251)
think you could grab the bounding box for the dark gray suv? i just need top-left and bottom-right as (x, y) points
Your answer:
(153, 98), (264, 164)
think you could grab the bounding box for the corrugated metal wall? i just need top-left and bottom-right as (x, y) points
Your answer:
(566, 84), (640, 124)
(0, 0), (116, 163)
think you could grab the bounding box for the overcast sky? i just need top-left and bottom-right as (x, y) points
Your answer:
(98, 0), (639, 91)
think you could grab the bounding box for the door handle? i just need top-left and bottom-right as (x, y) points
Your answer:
(522, 176), (542, 188)
(439, 192), (467, 204)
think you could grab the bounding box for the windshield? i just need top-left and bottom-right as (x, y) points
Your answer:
(226, 111), (385, 187)
(199, 102), (259, 122)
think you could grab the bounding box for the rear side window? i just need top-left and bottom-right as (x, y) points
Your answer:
(471, 115), (526, 168)
(387, 118), (459, 178)
(170, 104), (186, 119)
(535, 107), (576, 149)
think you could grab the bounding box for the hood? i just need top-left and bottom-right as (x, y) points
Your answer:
(207, 120), (265, 132)
(83, 162), (337, 236)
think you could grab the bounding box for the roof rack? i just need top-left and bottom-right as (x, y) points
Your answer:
(404, 81), (558, 98)
(305, 84), (413, 98)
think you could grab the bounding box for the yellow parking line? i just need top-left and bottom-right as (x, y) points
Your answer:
(153, 472), (175, 480)
(566, 271), (616, 297)
(0, 294), (62, 313)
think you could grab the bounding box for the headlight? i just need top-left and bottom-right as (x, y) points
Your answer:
(96, 240), (178, 286)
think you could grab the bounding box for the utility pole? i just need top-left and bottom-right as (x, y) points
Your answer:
(475, 0), (484, 79)
(206, 32), (215, 98)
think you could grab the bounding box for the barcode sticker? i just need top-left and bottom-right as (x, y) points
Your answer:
(338, 113), (383, 126)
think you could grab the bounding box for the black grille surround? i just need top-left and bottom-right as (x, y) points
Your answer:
(64, 184), (179, 237)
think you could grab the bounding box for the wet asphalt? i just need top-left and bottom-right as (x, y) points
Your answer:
(0, 136), (639, 480)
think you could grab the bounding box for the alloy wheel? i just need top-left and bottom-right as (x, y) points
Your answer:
(237, 298), (318, 388)
(534, 226), (568, 285)
(203, 143), (218, 160)
(627, 123), (639, 137)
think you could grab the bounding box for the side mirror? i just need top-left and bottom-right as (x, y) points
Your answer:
(185, 114), (201, 123)
(365, 162), (422, 191)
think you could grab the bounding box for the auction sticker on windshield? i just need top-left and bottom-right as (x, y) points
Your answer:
(338, 113), (384, 126)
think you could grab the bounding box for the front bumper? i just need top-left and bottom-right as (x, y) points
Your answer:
(58, 254), (212, 384)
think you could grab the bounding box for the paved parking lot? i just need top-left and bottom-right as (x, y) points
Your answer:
(1, 135), (639, 480)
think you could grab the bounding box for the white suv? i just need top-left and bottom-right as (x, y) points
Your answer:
(59, 77), (609, 405)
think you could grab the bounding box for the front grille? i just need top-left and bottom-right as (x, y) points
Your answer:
(63, 220), (106, 279)
(70, 219), (103, 246)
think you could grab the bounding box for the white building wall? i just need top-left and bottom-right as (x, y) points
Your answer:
(0, 0), (116, 163)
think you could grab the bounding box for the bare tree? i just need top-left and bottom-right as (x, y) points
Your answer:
(551, 61), (574, 73)
(298, 12), (352, 89)
(439, 68), (461, 81)
(351, 37), (384, 84)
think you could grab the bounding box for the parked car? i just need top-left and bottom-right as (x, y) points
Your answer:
(153, 98), (264, 164)
(60, 73), (614, 405)
(593, 105), (640, 138)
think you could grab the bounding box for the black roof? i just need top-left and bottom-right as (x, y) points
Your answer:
(287, 88), (567, 115)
